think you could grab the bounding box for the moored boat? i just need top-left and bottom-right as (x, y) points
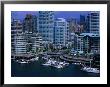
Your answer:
(81, 67), (100, 73)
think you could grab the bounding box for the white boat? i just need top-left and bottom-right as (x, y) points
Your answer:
(59, 62), (64, 65)
(81, 60), (100, 73)
(72, 62), (81, 65)
(29, 57), (39, 61)
(42, 63), (51, 66)
(18, 61), (28, 64)
(35, 57), (39, 60)
(81, 67), (100, 73)
(36, 57), (39, 59)
(42, 59), (68, 68)
(16, 59), (28, 64)
(54, 65), (63, 68)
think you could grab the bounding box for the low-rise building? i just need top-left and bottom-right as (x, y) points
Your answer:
(76, 33), (100, 54)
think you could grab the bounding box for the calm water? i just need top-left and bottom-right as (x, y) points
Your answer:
(11, 60), (100, 77)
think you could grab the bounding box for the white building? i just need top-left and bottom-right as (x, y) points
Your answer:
(11, 19), (23, 53)
(76, 33), (100, 54)
(86, 12), (99, 34)
(54, 18), (69, 48)
(14, 33), (26, 54)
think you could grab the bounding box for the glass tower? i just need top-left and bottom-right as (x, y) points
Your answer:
(38, 11), (54, 43)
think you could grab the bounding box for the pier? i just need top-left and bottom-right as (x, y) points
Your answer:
(60, 55), (93, 63)
(11, 53), (36, 59)
(45, 52), (93, 64)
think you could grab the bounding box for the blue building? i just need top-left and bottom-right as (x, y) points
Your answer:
(38, 11), (54, 43)
(80, 15), (86, 33)
(86, 12), (99, 34)
(54, 18), (69, 48)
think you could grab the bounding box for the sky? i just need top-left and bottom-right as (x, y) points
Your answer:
(11, 11), (90, 21)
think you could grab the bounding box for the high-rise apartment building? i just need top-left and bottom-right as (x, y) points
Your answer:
(12, 16), (43, 55)
(23, 14), (37, 33)
(38, 11), (54, 43)
(80, 15), (86, 33)
(67, 18), (83, 34)
(67, 18), (78, 33)
(11, 19), (23, 53)
(54, 18), (69, 48)
(14, 33), (27, 54)
(86, 12), (99, 34)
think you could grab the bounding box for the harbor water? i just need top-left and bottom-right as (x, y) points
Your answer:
(11, 59), (100, 77)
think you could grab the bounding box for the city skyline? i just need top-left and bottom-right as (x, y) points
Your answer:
(11, 11), (91, 21)
(11, 11), (100, 77)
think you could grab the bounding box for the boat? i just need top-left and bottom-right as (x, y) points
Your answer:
(18, 61), (28, 64)
(54, 65), (63, 68)
(15, 59), (28, 64)
(81, 61), (100, 73)
(42, 63), (51, 66)
(81, 67), (100, 73)
(42, 59), (69, 68)
(60, 62), (69, 66)
(35, 57), (39, 60)
(29, 57), (39, 61)
(72, 62), (81, 65)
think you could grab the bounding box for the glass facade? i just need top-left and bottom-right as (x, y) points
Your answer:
(38, 11), (54, 43)
(54, 18), (68, 48)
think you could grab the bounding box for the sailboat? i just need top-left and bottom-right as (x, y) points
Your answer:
(81, 61), (100, 74)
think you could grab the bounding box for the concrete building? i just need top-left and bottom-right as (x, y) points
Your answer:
(67, 18), (78, 33)
(86, 12), (100, 34)
(11, 19), (43, 54)
(77, 35), (84, 54)
(54, 18), (69, 48)
(69, 33), (78, 52)
(67, 18), (84, 34)
(13, 32), (43, 54)
(23, 14), (37, 33)
(14, 33), (26, 54)
(77, 33), (100, 54)
(11, 19), (23, 53)
(24, 33), (43, 53)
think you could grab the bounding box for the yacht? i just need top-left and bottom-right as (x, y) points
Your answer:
(18, 61), (28, 64)
(81, 67), (100, 73)
(42, 63), (51, 66)
(42, 59), (69, 68)
(72, 62), (81, 65)
(54, 65), (63, 68)
(29, 57), (39, 61)
(35, 57), (39, 60)
(17, 60), (28, 64)
(81, 61), (100, 73)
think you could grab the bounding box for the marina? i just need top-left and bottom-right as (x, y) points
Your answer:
(11, 52), (100, 76)
(11, 58), (100, 77)
(42, 59), (69, 69)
